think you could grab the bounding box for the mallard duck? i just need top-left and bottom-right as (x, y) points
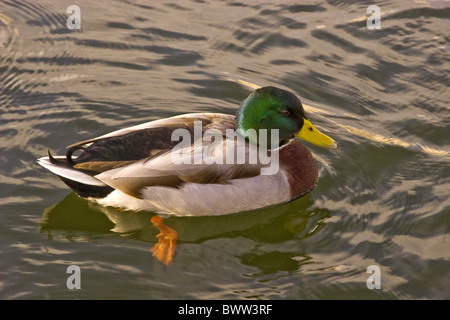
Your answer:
(38, 86), (336, 264)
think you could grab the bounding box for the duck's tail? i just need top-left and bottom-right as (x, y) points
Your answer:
(37, 150), (114, 198)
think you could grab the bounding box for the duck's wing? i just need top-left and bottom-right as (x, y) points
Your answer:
(94, 137), (264, 199)
(38, 113), (236, 198)
(66, 113), (235, 166)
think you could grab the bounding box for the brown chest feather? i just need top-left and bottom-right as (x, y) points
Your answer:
(279, 140), (319, 200)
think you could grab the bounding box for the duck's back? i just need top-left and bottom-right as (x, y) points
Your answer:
(68, 113), (235, 165)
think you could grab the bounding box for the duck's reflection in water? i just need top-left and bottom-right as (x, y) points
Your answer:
(40, 192), (323, 268)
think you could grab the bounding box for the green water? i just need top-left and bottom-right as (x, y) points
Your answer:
(0, 0), (449, 299)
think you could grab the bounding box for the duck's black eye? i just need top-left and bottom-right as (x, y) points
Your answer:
(280, 109), (291, 117)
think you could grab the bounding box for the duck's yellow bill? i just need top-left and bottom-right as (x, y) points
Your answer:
(296, 119), (337, 149)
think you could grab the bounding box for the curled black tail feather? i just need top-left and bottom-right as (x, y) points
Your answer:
(48, 149), (68, 165)
(46, 149), (114, 198)
(66, 145), (90, 165)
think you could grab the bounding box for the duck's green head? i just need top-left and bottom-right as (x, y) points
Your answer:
(235, 86), (337, 149)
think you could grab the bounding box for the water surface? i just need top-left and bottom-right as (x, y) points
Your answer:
(1, 0), (449, 299)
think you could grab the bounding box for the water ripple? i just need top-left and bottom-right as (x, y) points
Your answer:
(1, 0), (449, 300)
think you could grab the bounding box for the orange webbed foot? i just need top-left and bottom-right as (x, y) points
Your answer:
(150, 215), (177, 265)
